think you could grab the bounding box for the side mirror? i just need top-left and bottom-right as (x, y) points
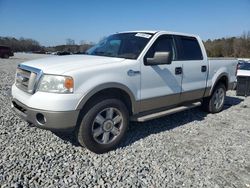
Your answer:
(145, 51), (172, 65)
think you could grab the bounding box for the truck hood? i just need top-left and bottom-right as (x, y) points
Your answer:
(21, 55), (126, 74)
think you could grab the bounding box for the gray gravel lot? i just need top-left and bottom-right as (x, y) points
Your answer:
(0, 53), (250, 187)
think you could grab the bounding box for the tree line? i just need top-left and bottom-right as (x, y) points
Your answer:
(46, 44), (93, 54)
(0, 37), (43, 52)
(204, 31), (250, 58)
(0, 37), (93, 53)
(1, 32), (250, 57)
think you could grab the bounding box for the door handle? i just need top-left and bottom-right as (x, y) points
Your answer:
(175, 67), (182, 75)
(127, 69), (140, 76)
(201, 65), (207, 72)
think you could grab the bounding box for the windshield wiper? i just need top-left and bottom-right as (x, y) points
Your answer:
(94, 51), (105, 55)
(94, 51), (115, 57)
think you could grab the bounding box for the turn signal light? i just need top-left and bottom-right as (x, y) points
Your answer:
(64, 77), (74, 90)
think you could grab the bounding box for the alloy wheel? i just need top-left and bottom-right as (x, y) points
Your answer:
(91, 107), (123, 144)
(213, 88), (225, 110)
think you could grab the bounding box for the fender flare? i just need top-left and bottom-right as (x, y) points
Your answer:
(209, 72), (229, 96)
(76, 82), (139, 114)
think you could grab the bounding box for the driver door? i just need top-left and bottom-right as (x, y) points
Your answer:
(140, 35), (183, 112)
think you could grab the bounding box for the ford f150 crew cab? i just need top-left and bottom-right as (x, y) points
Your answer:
(11, 31), (237, 153)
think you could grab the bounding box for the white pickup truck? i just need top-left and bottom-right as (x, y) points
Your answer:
(12, 31), (237, 153)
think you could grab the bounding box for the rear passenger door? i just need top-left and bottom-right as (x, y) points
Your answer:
(175, 36), (208, 102)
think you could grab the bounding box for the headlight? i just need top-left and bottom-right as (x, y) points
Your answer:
(38, 75), (74, 93)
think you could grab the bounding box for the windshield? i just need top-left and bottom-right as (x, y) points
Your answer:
(239, 61), (250, 70)
(86, 32), (152, 59)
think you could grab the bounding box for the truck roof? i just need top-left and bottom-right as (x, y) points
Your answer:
(118, 30), (158, 34)
(118, 30), (198, 38)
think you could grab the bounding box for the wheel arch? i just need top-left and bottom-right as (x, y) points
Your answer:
(209, 73), (229, 96)
(76, 83), (139, 115)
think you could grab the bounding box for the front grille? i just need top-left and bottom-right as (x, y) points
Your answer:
(15, 64), (43, 94)
(12, 101), (27, 114)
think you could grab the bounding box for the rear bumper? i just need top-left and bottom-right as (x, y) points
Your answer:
(11, 99), (80, 131)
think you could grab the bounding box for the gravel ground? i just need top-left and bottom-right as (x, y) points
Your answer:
(0, 53), (250, 188)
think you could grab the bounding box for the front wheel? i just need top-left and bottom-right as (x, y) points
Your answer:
(202, 83), (226, 113)
(77, 98), (129, 154)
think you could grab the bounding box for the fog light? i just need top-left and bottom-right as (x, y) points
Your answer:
(36, 113), (46, 125)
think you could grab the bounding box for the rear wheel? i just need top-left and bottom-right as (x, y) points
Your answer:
(77, 98), (129, 154)
(202, 83), (226, 113)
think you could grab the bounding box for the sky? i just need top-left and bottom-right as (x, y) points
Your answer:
(0, 0), (250, 46)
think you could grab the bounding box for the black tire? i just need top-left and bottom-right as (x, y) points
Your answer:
(202, 83), (226, 113)
(77, 98), (129, 154)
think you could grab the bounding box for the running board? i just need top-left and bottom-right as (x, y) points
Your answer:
(132, 102), (201, 122)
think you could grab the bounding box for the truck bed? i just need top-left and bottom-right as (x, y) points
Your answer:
(207, 57), (237, 91)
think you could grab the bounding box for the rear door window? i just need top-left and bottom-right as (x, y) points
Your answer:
(177, 36), (203, 60)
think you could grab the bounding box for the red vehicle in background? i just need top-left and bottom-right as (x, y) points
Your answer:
(0, 46), (14, 58)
